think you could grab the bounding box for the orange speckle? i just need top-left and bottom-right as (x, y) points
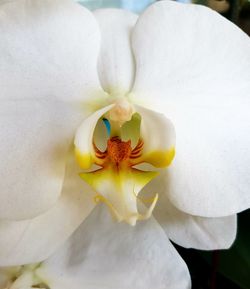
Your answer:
(93, 137), (144, 168)
(107, 137), (132, 164)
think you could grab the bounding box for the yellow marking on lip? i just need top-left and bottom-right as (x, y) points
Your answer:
(80, 167), (158, 190)
(79, 167), (159, 226)
(74, 148), (93, 169)
(143, 147), (175, 168)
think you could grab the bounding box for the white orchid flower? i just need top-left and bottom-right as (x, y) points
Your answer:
(0, 0), (250, 287)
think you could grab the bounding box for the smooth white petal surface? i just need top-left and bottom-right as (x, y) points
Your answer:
(166, 104), (250, 217)
(0, 0), (104, 102)
(131, 0), (250, 216)
(0, 153), (96, 266)
(0, 100), (83, 220)
(0, 0), (104, 219)
(142, 173), (237, 250)
(132, 1), (250, 106)
(37, 205), (191, 289)
(94, 9), (137, 95)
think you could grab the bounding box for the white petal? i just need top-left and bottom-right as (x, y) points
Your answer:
(37, 205), (191, 289)
(94, 9), (137, 95)
(131, 1), (250, 216)
(131, 1), (250, 107)
(0, 0), (104, 102)
(167, 104), (250, 217)
(143, 173), (237, 250)
(0, 100), (82, 220)
(74, 104), (114, 169)
(135, 105), (175, 168)
(0, 152), (96, 266)
(0, 0), (104, 219)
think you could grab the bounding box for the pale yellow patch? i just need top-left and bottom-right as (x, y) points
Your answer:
(1, 264), (49, 289)
(74, 148), (93, 169)
(143, 147), (175, 168)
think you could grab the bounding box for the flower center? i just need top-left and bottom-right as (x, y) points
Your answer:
(93, 136), (144, 170)
(107, 137), (132, 165)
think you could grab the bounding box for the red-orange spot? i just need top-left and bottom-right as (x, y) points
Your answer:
(107, 137), (132, 164)
(93, 137), (144, 168)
